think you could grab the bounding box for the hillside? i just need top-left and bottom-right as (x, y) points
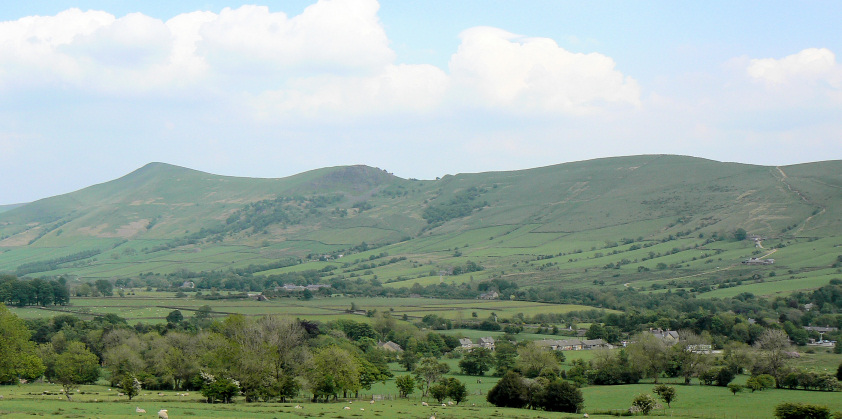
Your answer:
(1, 155), (841, 299)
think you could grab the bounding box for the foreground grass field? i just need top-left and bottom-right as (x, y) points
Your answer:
(2, 376), (841, 419)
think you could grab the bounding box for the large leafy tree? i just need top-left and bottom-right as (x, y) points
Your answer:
(627, 332), (669, 383)
(52, 341), (100, 400)
(413, 357), (450, 397)
(487, 371), (527, 408)
(538, 379), (583, 413)
(309, 345), (360, 399)
(752, 329), (793, 387)
(671, 330), (712, 385)
(459, 347), (494, 376)
(0, 304), (45, 383)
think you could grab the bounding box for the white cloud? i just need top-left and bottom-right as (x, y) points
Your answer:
(197, 1), (393, 78)
(250, 63), (448, 119)
(448, 27), (641, 114)
(0, 3), (640, 118)
(747, 48), (841, 88)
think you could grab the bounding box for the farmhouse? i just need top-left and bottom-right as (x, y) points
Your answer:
(804, 326), (838, 333)
(377, 341), (403, 352)
(535, 338), (612, 351)
(479, 337), (495, 350)
(742, 257), (774, 265)
(650, 328), (680, 344)
(459, 337), (495, 350)
(478, 291), (499, 300)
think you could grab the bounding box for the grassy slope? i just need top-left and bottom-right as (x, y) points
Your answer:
(1, 155), (841, 298)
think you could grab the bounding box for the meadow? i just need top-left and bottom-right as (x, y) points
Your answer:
(2, 360), (841, 419)
(8, 293), (608, 324)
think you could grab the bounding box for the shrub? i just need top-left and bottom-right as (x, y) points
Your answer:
(631, 393), (658, 415)
(774, 402), (831, 419)
(487, 371), (527, 408)
(728, 383), (742, 395)
(653, 384), (676, 408)
(395, 375), (415, 398)
(538, 380), (583, 413)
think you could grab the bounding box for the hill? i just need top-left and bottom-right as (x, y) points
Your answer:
(1, 155), (841, 299)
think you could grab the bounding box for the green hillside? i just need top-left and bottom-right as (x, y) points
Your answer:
(1, 155), (841, 299)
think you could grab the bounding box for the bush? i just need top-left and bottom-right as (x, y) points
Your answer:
(630, 393), (657, 415)
(774, 402), (831, 419)
(487, 371), (527, 408)
(652, 384), (676, 408)
(538, 380), (583, 413)
(728, 383), (742, 395)
(746, 374), (775, 392)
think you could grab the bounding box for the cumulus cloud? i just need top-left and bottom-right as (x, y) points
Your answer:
(0, 1), (639, 117)
(250, 63), (448, 119)
(747, 48), (841, 88)
(448, 27), (641, 114)
(197, 1), (393, 78)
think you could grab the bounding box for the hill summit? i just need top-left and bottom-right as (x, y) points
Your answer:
(1, 154), (841, 299)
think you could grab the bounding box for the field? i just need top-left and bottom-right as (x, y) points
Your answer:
(1, 363), (841, 419)
(8, 294), (608, 324)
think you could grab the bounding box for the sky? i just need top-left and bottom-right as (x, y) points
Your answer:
(1, 1), (841, 205)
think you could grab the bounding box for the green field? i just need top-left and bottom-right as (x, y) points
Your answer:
(1, 156), (841, 302)
(8, 294), (607, 324)
(1, 367), (840, 418)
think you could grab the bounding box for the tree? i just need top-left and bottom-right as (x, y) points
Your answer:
(837, 362), (842, 382)
(199, 372), (240, 404)
(0, 304), (45, 384)
(395, 375), (416, 398)
(53, 341), (100, 400)
(459, 347), (494, 375)
(728, 383), (742, 395)
(166, 310), (183, 324)
(94, 279), (113, 297)
(627, 332), (669, 383)
(494, 341), (518, 375)
(447, 378), (468, 405)
(414, 357), (449, 397)
(538, 380), (584, 413)
(119, 374), (142, 401)
(429, 381), (449, 404)
(753, 329), (793, 387)
(670, 330), (712, 385)
(310, 346), (360, 399)
(516, 342), (560, 378)
(734, 228), (747, 241)
(652, 384), (676, 408)
(487, 371), (527, 408)
(399, 350), (418, 371)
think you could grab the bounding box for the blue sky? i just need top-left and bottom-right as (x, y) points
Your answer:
(1, 1), (841, 204)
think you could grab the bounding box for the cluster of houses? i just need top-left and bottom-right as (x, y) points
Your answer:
(276, 284), (332, 292)
(742, 257), (774, 265)
(535, 338), (612, 351)
(459, 337), (496, 351)
(478, 291), (499, 300)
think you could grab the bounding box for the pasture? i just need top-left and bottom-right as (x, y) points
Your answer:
(8, 294), (605, 324)
(2, 370), (842, 418)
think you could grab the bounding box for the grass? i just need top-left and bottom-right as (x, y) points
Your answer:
(8, 294), (606, 324)
(3, 155), (842, 301)
(1, 372), (841, 418)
